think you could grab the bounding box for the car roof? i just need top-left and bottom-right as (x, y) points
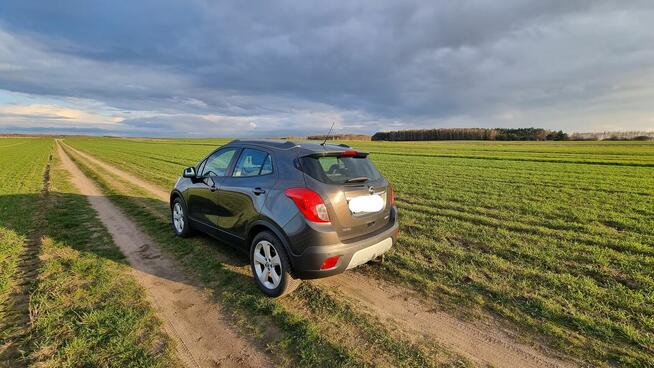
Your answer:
(227, 139), (355, 155)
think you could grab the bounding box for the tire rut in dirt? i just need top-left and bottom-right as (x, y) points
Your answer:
(62, 142), (168, 201)
(316, 272), (579, 368)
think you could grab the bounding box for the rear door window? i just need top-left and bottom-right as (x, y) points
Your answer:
(300, 156), (381, 184)
(232, 148), (273, 177)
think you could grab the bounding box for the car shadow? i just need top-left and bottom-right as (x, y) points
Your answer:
(1, 190), (281, 360)
(0, 191), (257, 301)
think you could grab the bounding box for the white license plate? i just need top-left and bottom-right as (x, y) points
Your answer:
(348, 194), (384, 214)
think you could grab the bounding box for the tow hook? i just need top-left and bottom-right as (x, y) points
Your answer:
(371, 254), (385, 265)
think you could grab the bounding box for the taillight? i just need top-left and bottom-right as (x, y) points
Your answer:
(342, 150), (358, 156)
(320, 256), (340, 270)
(388, 183), (395, 207)
(284, 188), (330, 223)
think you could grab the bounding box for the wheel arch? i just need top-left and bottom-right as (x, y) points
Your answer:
(247, 219), (296, 270)
(170, 189), (185, 209)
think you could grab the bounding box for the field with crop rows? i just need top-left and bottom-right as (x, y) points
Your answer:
(66, 137), (654, 366)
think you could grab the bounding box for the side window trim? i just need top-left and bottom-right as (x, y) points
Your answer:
(196, 158), (207, 175)
(258, 154), (273, 176)
(230, 148), (247, 177)
(262, 151), (274, 176)
(224, 147), (242, 177)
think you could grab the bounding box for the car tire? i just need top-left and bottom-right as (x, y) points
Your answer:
(250, 231), (300, 298)
(171, 197), (192, 237)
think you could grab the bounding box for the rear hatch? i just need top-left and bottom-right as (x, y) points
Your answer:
(299, 149), (392, 242)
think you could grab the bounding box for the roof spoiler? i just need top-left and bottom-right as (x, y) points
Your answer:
(303, 149), (369, 158)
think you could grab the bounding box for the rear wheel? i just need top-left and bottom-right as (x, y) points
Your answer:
(250, 231), (300, 297)
(171, 198), (191, 237)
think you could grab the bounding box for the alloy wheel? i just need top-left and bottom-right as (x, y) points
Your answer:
(253, 240), (282, 289)
(172, 202), (184, 233)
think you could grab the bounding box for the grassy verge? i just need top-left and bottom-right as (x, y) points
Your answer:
(0, 138), (52, 300)
(24, 147), (180, 367)
(63, 143), (469, 367)
(0, 138), (52, 362)
(0, 230), (23, 309)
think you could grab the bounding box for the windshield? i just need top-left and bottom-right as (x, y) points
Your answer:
(300, 156), (382, 184)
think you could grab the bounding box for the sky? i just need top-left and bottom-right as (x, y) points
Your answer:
(0, 1), (653, 137)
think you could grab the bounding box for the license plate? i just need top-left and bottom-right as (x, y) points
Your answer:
(348, 194), (384, 214)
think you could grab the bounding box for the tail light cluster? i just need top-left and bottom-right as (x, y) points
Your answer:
(284, 188), (339, 270)
(284, 188), (330, 223)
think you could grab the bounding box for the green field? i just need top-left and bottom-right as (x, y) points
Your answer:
(65, 137), (654, 366)
(0, 138), (52, 318)
(0, 138), (178, 366)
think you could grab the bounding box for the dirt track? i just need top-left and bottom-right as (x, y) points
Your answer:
(56, 142), (272, 368)
(64, 144), (169, 201)
(319, 273), (575, 368)
(61, 141), (578, 368)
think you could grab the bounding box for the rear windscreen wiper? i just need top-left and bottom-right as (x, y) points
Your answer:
(345, 176), (368, 183)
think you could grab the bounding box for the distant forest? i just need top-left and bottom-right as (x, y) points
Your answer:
(300, 128), (654, 142)
(371, 128), (568, 141)
(307, 134), (372, 141)
(568, 131), (654, 141)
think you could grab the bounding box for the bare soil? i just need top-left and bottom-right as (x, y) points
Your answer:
(63, 142), (580, 368)
(56, 142), (272, 368)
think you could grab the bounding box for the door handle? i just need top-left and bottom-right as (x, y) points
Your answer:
(252, 187), (266, 195)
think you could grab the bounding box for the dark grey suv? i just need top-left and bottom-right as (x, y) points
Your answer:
(170, 140), (398, 297)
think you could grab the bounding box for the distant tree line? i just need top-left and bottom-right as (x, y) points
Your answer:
(569, 131), (654, 141)
(307, 134), (371, 141)
(275, 129), (654, 142)
(371, 128), (568, 141)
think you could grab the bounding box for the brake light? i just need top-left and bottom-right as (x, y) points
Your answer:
(389, 183), (395, 207)
(342, 150), (358, 156)
(320, 256), (340, 270)
(284, 188), (330, 223)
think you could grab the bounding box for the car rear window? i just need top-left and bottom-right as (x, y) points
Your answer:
(300, 155), (382, 184)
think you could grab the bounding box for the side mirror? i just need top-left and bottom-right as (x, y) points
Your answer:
(183, 167), (197, 178)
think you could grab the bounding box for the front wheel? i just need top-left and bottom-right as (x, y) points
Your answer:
(171, 198), (191, 237)
(250, 231), (300, 297)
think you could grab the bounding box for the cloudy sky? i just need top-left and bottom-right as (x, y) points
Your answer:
(0, 1), (653, 137)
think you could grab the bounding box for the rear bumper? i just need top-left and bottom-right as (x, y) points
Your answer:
(289, 218), (399, 279)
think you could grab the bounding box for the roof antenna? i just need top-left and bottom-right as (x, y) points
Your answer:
(321, 122), (335, 146)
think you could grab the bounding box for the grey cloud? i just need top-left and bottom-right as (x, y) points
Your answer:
(0, 125), (119, 136)
(0, 1), (653, 136)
